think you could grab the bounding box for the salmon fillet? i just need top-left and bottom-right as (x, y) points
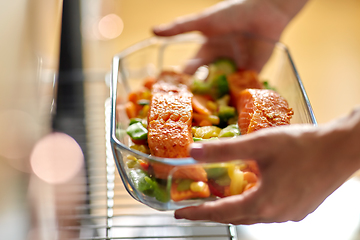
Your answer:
(148, 81), (193, 158)
(227, 70), (263, 108)
(238, 89), (294, 135)
(151, 163), (208, 182)
(148, 75), (207, 182)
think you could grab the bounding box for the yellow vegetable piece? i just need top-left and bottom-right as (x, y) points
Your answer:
(141, 90), (152, 100)
(226, 163), (236, 179)
(126, 159), (137, 168)
(208, 115), (220, 125)
(130, 144), (150, 154)
(126, 154), (138, 161)
(190, 181), (206, 192)
(194, 126), (222, 139)
(191, 127), (198, 136)
(228, 166), (245, 195)
(206, 101), (218, 112)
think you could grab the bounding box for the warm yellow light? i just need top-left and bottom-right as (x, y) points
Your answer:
(98, 13), (124, 40)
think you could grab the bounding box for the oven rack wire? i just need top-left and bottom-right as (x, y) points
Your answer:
(57, 79), (238, 240)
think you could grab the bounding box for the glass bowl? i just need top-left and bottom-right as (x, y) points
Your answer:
(109, 33), (316, 211)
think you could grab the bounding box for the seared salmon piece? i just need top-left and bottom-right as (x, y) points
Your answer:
(227, 70), (263, 108)
(148, 81), (193, 158)
(151, 163), (208, 182)
(148, 78), (207, 182)
(238, 89), (293, 135)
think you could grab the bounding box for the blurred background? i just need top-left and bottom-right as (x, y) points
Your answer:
(0, 0), (360, 239)
(81, 0), (360, 124)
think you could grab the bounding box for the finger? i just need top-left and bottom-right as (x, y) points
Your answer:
(183, 58), (207, 75)
(189, 133), (268, 163)
(153, 14), (208, 37)
(183, 35), (248, 74)
(153, 1), (234, 37)
(182, 44), (216, 74)
(174, 189), (259, 224)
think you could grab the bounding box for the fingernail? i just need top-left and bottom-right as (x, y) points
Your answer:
(190, 144), (204, 159)
(153, 24), (169, 33)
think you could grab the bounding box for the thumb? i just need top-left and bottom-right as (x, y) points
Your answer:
(153, 14), (209, 37)
(189, 135), (265, 163)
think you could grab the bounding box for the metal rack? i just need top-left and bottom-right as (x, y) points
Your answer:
(57, 77), (238, 239)
(53, 73), (360, 240)
(54, 3), (236, 237)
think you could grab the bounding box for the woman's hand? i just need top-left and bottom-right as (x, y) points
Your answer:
(153, 0), (307, 74)
(174, 108), (360, 224)
(152, 0), (360, 225)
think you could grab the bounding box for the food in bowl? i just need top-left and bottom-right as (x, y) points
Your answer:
(116, 59), (293, 203)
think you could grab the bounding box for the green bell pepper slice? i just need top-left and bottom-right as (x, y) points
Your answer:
(126, 122), (148, 140)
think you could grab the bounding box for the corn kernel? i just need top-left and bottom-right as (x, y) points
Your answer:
(126, 159), (137, 168)
(142, 105), (149, 114)
(142, 90), (152, 100)
(208, 115), (220, 125)
(126, 155), (137, 161)
(191, 127), (198, 136)
(130, 144), (150, 154)
(206, 101), (218, 112)
(190, 181), (206, 192)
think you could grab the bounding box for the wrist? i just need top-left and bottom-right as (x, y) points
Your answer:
(321, 107), (360, 175)
(343, 107), (360, 171)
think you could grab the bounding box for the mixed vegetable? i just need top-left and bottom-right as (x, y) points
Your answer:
(118, 59), (274, 203)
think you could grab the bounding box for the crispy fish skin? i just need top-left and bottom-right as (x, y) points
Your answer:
(148, 79), (208, 182)
(238, 89), (294, 135)
(148, 81), (193, 158)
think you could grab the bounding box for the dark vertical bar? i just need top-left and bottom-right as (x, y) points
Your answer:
(53, 0), (87, 160)
(52, 0), (92, 214)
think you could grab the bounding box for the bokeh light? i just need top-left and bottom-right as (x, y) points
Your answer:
(98, 13), (124, 40)
(30, 132), (84, 184)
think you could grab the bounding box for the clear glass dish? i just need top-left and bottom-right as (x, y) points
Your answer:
(109, 33), (316, 211)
